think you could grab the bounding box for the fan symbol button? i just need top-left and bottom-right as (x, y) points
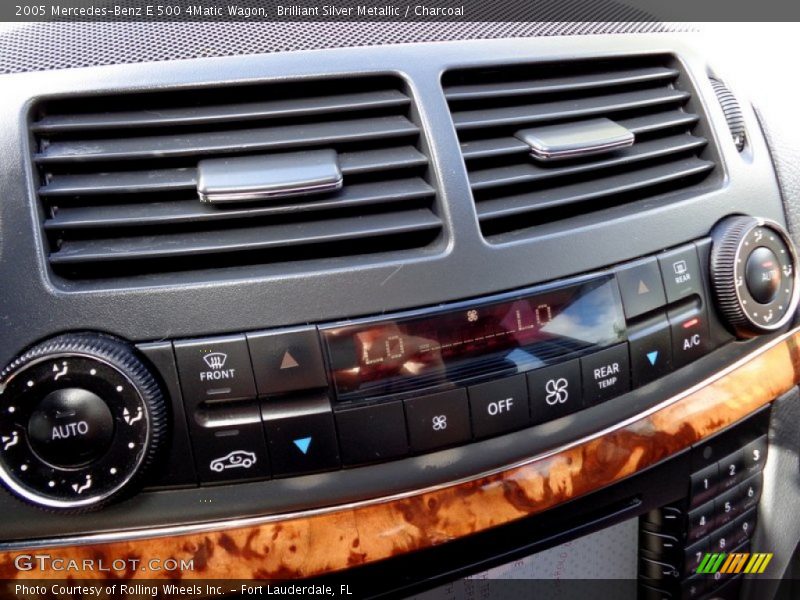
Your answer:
(431, 415), (448, 431)
(545, 378), (569, 405)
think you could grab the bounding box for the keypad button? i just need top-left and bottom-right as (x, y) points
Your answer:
(261, 395), (340, 477)
(710, 521), (736, 554)
(690, 462), (719, 508)
(731, 509), (757, 548)
(658, 244), (704, 304)
(685, 537), (709, 576)
(742, 435), (768, 476)
(708, 572), (743, 599)
(335, 402), (408, 466)
(404, 389), (471, 453)
(615, 257), (667, 320)
(190, 402), (270, 484)
(174, 335), (257, 403)
(580, 343), (630, 405)
(718, 449), (745, 491)
(468, 374), (529, 439)
(681, 574), (708, 599)
(627, 312), (673, 388)
(247, 327), (328, 396)
(714, 487), (741, 528)
(527, 358), (582, 424)
(688, 499), (715, 542)
(739, 473), (762, 512)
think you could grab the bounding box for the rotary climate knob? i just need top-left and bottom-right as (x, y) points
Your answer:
(711, 216), (800, 338)
(0, 334), (166, 511)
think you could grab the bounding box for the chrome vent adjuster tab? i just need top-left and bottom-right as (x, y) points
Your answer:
(516, 118), (635, 162)
(444, 56), (717, 241)
(31, 76), (442, 282)
(197, 150), (343, 204)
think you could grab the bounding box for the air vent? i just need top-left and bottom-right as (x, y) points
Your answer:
(444, 57), (717, 241)
(32, 77), (442, 282)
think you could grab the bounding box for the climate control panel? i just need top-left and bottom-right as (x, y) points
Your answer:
(0, 216), (796, 512)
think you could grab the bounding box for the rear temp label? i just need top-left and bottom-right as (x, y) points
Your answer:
(593, 362), (620, 390)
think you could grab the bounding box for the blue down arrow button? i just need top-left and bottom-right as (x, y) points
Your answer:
(628, 313), (672, 388)
(293, 437), (312, 455)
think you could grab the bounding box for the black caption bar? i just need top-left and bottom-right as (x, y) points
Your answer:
(3, 0), (800, 22)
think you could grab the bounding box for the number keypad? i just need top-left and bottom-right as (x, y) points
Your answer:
(639, 416), (769, 599)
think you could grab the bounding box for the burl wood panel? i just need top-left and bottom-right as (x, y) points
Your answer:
(2, 330), (799, 582)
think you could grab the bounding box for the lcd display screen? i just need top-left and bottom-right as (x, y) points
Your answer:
(323, 275), (625, 400)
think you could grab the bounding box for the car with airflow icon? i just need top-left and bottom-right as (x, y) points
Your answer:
(209, 450), (257, 473)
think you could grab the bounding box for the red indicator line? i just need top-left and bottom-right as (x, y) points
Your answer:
(762, 261), (774, 268)
(683, 318), (699, 329)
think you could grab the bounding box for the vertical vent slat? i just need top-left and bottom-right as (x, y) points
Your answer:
(444, 56), (717, 241)
(32, 77), (442, 282)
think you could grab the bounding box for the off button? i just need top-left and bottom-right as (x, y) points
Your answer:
(468, 374), (529, 439)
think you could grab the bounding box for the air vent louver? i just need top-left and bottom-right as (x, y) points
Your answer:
(444, 57), (717, 241)
(32, 77), (442, 281)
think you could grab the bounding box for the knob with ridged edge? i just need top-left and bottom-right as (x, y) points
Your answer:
(0, 334), (166, 511)
(710, 216), (799, 338)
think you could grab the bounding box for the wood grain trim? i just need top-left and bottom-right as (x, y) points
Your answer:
(2, 330), (799, 581)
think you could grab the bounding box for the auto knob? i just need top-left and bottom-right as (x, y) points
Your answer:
(710, 216), (800, 338)
(0, 334), (166, 511)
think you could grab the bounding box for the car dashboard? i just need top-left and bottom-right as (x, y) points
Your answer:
(0, 21), (799, 600)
